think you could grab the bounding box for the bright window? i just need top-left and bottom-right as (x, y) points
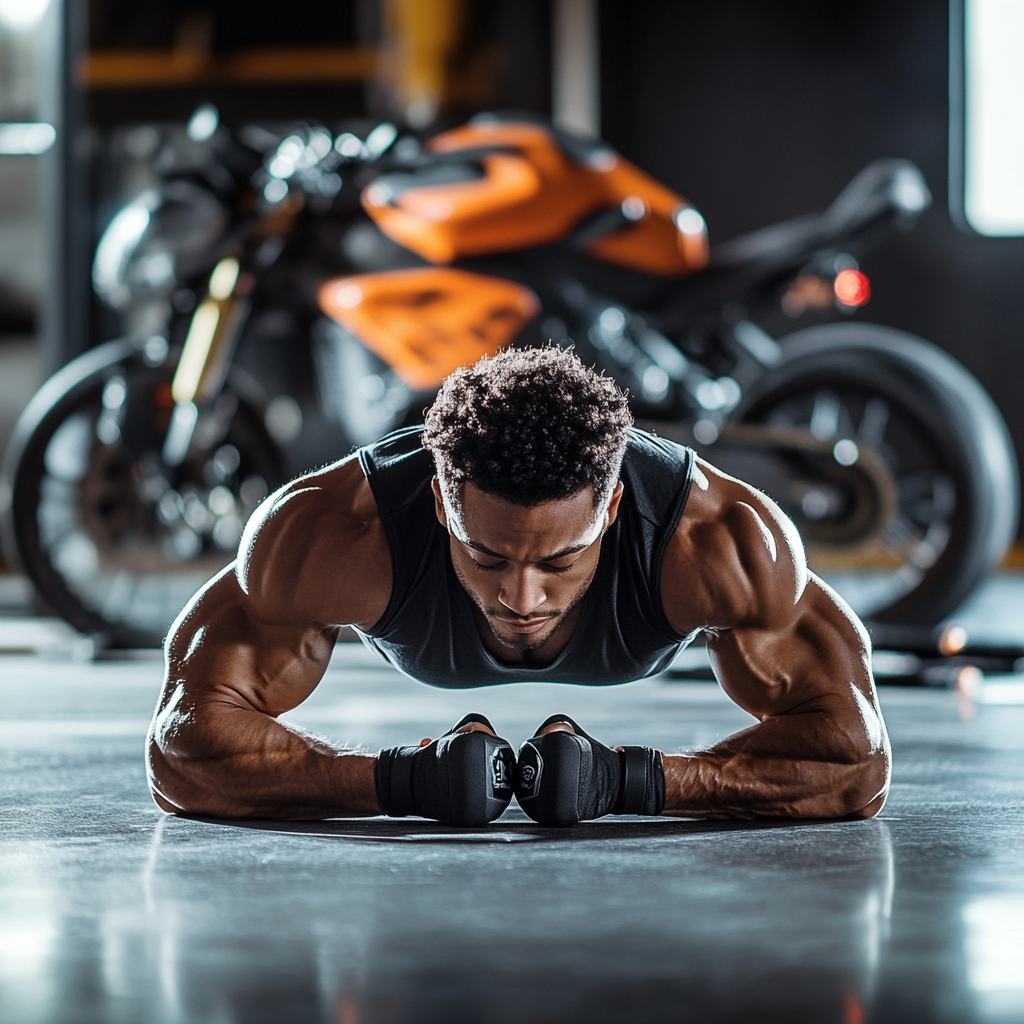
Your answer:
(963, 0), (1024, 235)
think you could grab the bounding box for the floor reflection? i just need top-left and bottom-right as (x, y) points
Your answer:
(963, 896), (1024, 1021)
(105, 815), (898, 1023)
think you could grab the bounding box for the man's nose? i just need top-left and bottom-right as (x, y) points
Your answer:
(498, 568), (547, 617)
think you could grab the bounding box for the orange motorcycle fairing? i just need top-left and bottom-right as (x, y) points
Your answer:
(362, 119), (709, 277)
(318, 268), (540, 391)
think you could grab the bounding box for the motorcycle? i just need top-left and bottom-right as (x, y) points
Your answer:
(1, 107), (1017, 649)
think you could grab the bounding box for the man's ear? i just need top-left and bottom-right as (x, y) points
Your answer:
(603, 481), (625, 531)
(431, 477), (449, 531)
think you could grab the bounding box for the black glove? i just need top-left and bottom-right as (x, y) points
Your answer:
(514, 714), (664, 827)
(375, 713), (514, 827)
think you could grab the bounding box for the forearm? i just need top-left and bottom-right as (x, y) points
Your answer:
(661, 711), (889, 820)
(148, 703), (380, 819)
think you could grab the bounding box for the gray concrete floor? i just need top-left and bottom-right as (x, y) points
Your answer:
(3, 668), (1024, 1022)
(2, 578), (1024, 1023)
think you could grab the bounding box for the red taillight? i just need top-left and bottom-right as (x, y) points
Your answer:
(834, 269), (870, 307)
(153, 382), (175, 409)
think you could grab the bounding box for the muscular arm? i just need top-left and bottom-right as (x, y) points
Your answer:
(659, 458), (890, 820)
(146, 458), (391, 819)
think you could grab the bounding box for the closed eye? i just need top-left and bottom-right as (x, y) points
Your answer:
(470, 559), (576, 573)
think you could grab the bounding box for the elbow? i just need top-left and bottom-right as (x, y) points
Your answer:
(839, 747), (890, 820)
(851, 795), (887, 820)
(827, 701), (890, 819)
(147, 728), (232, 818)
(147, 735), (203, 815)
(147, 686), (227, 816)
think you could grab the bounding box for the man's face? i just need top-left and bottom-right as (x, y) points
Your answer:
(432, 478), (623, 652)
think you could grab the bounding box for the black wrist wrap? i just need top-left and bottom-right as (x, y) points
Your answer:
(374, 746), (418, 818)
(618, 746), (665, 816)
(374, 714), (514, 827)
(514, 715), (665, 826)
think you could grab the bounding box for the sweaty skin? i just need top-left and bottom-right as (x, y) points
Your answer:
(657, 462), (888, 819)
(147, 452), (889, 821)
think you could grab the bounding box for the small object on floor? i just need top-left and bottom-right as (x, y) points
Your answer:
(871, 648), (1024, 686)
(938, 623), (968, 656)
(375, 713), (514, 827)
(515, 714), (664, 827)
(0, 616), (95, 659)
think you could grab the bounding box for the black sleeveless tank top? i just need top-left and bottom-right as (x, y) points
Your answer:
(356, 426), (695, 688)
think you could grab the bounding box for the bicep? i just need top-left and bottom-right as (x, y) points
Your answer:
(162, 567), (337, 726)
(705, 576), (884, 763)
(706, 575), (869, 701)
(672, 468), (876, 722)
(150, 570), (345, 816)
(158, 476), (384, 733)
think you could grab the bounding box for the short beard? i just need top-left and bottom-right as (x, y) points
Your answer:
(453, 561), (597, 652)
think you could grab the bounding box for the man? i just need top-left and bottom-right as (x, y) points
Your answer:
(148, 348), (889, 827)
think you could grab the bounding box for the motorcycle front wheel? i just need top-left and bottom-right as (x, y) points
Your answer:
(732, 323), (1019, 627)
(0, 340), (286, 648)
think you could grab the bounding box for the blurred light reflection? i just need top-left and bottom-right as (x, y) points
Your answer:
(964, 896), (1024, 1016)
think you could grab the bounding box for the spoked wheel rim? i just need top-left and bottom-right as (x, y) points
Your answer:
(8, 346), (284, 646)
(732, 322), (1018, 627)
(742, 384), (957, 619)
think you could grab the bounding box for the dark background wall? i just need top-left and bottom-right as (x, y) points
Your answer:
(84, 0), (551, 127)
(600, 0), (1024, 515)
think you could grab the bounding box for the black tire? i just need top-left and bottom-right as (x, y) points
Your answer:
(733, 323), (1018, 626)
(0, 340), (286, 647)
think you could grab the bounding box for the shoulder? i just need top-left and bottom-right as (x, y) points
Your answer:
(661, 455), (808, 633)
(236, 454), (391, 629)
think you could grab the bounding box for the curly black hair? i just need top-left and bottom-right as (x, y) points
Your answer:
(422, 347), (632, 507)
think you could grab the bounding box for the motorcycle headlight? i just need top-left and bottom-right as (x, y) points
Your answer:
(93, 181), (228, 309)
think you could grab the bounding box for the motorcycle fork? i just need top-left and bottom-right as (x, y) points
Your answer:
(163, 257), (251, 466)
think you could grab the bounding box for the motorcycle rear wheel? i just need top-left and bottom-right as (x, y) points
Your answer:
(0, 340), (286, 648)
(734, 323), (1019, 627)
